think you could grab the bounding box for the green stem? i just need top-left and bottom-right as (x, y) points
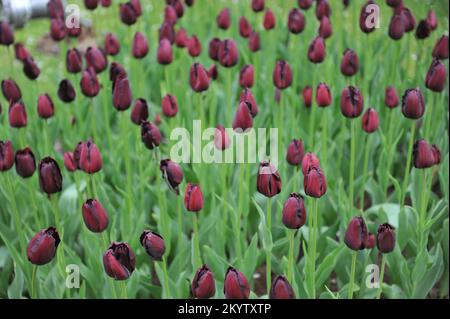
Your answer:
(349, 119), (356, 211)
(5, 174), (26, 254)
(348, 250), (357, 299)
(50, 195), (68, 296)
(236, 163), (244, 262)
(359, 134), (371, 211)
(162, 256), (171, 298)
(266, 197), (272, 295)
(193, 213), (201, 269)
(418, 169), (428, 251)
(31, 265), (38, 299)
(287, 230), (295, 283)
(311, 199), (319, 299)
(376, 254), (386, 299)
(400, 121), (416, 207)
(321, 108), (328, 169)
(120, 281), (128, 299)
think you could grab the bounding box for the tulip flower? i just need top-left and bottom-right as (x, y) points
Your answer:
(301, 152), (321, 175)
(48, 0), (65, 20)
(340, 86), (363, 118)
(426, 10), (437, 30)
(416, 20), (431, 39)
(316, 0), (331, 20)
(140, 230), (166, 261)
(401, 88), (425, 119)
(161, 94), (178, 118)
(286, 139), (305, 166)
(79, 140), (102, 174)
(340, 49), (359, 77)
(361, 107), (379, 133)
(248, 31), (260, 52)
(191, 265), (216, 299)
(39, 157), (63, 194)
(0, 21), (14, 46)
(84, 0), (99, 10)
(104, 33), (120, 56)
(14, 43), (31, 62)
(131, 32), (149, 59)
(218, 39), (239, 68)
(298, 0), (313, 10)
(160, 159), (184, 194)
(159, 22), (175, 44)
(157, 39), (173, 65)
(214, 125), (231, 151)
(232, 101), (253, 131)
(257, 161), (282, 197)
(23, 57), (40, 80)
(282, 193), (307, 229)
(239, 88), (258, 117)
(27, 227), (60, 265)
(63, 152), (77, 172)
(239, 17), (252, 38)
(224, 267), (250, 299)
(208, 64), (218, 80)
(120, 3), (138, 25)
(304, 166), (326, 198)
(385, 86), (399, 108)
(217, 8), (231, 30)
(58, 79), (76, 103)
(2, 79), (22, 103)
(66, 48), (83, 73)
(130, 0), (142, 16)
(184, 183), (204, 212)
(67, 25), (82, 38)
(113, 74), (132, 111)
(386, 0), (402, 7)
(319, 16), (332, 39)
(302, 85), (312, 108)
(15, 147), (36, 178)
(82, 199), (109, 232)
(316, 82), (332, 107)
(164, 5), (178, 25)
(270, 275), (296, 299)
(377, 223), (396, 253)
(425, 59), (446, 93)
(175, 28), (189, 48)
(413, 139), (441, 169)
(396, 6), (415, 32)
(80, 67), (100, 98)
(141, 121), (162, 150)
(50, 18), (66, 41)
(288, 8), (305, 34)
(344, 216), (368, 250)
(251, 0), (264, 12)
(388, 14), (405, 40)
(188, 35), (202, 57)
(263, 9), (276, 30)
(273, 60), (292, 90)
(103, 242), (136, 280)
(208, 38), (221, 61)
(131, 98), (149, 125)
(189, 63), (210, 92)
(432, 35), (449, 60)
(0, 140), (14, 172)
(239, 65), (254, 88)
(85, 47), (107, 73)
(9, 101), (27, 128)
(308, 36), (326, 63)
(359, 1), (377, 33)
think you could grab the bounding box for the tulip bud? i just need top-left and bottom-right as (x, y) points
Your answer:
(386, 0), (402, 7)
(14, 147), (36, 178)
(426, 10), (437, 30)
(340, 86), (363, 118)
(248, 31), (260, 52)
(316, 0), (331, 20)
(232, 101), (253, 132)
(190, 63), (210, 92)
(397, 7), (415, 32)
(162, 94), (178, 118)
(2, 79), (22, 103)
(365, 233), (376, 249)
(257, 161), (282, 198)
(214, 125), (231, 151)
(239, 16), (252, 38)
(208, 38), (221, 61)
(251, 0), (264, 12)
(208, 64), (218, 80)
(67, 24), (82, 38)
(377, 223), (395, 253)
(141, 121), (162, 150)
(110, 63), (127, 84)
(432, 35), (449, 60)
(113, 75), (132, 111)
(15, 43), (30, 62)
(298, 0), (313, 10)
(63, 152), (77, 172)
(344, 216), (368, 250)
(27, 227), (60, 265)
(0, 21), (15, 46)
(84, 0), (99, 10)
(192, 265), (216, 299)
(302, 85), (312, 108)
(385, 86), (399, 108)
(48, 0), (65, 20)
(164, 5), (178, 25)
(86, 47), (107, 74)
(120, 3), (138, 25)
(58, 79), (76, 103)
(184, 183), (204, 212)
(101, 0), (112, 7)
(282, 193), (306, 229)
(160, 159), (184, 194)
(301, 152), (320, 175)
(360, 1), (377, 33)
(239, 65), (254, 88)
(416, 19), (431, 39)
(159, 22), (175, 44)
(413, 139), (440, 169)
(131, 98), (149, 125)
(175, 28), (189, 48)
(104, 33), (120, 56)
(286, 139), (305, 166)
(130, 0), (142, 16)
(23, 57), (40, 80)
(132, 32), (149, 59)
(103, 242), (136, 280)
(185, 0), (194, 6)
(263, 9), (276, 30)
(401, 88), (425, 119)
(425, 59), (446, 93)
(316, 82), (332, 107)
(140, 230), (166, 261)
(388, 14), (405, 40)
(217, 8), (231, 30)
(270, 275), (296, 299)
(288, 8), (305, 34)
(361, 107), (379, 133)
(80, 67), (100, 98)
(66, 48), (83, 73)
(308, 36), (326, 63)
(218, 39), (239, 68)
(9, 101), (27, 128)
(82, 199), (109, 232)
(224, 267), (250, 299)
(156, 39), (173, 65)
(80, 140), (102, 174)
(318, 16), (332, 39)
(50, 18), (66, 41)
(273, 60), (292, 90)
(187, 35), (202, 57)
(340, 49), (359, 77)
(39, 157), (63, 194)
(37, 94), (55, 119)
(304, 166), (326, 198)
(239, 88), (258, 117)
(73, 142), (84, 169)
(172, 0), (184, 18)
(0, 140), (14, 172)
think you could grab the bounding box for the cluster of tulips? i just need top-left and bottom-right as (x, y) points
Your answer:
(0, 0), (448, 299)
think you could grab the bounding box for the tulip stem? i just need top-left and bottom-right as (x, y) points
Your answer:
(120, 281), (128, 299)
(4, 174), (26, 255)
(349, 119), (356, 212)
(348, 250), (357, 299)
(177, 197), (183, 253)
(418, 169), (428, 251)
(321, 108), (328, 169)
(162, 256), (171, 298)
(50, 195), (68, 296)
(400, 121), (416, 207)
(43, 120), (50, 155)
(236, 163), (244, 263)
(287, 230), (295, 284)
(359, 134), (371, 211)
(266, 197), (272, 296)
(311, 199), (319, 299)
(193, 213), (202, 269)
(376, 254), (386, 299)
(31, 265), (38, 299)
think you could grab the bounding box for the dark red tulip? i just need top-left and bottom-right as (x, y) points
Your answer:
(27, 227), (60, 265)
(157, 39), (173, 65)
(413, 139), (440, 169)
(388, 14), (405, 40)
(302, 85), (312, 108)
(415, 20), (431, 39)
(386, 0), (402, 7)
(66, 48), (83, 73)
(85, 47), (107, 73)
(432, 35), (449, 60)
(39, 157), (63, 194)
(132, 32), (149, 59)
(239, 65), (254, 88)
(257, 161), (282, 198)
(189, 63), (210, 92)
(340, 49), (359, 77)
(159, 22), (175, 44)
(172, 0), (184, 18)
(187, 35), (202, 57)
(141, 121), (162, 150)
(50, 18), (66, 41)
(162, 94), (178, 118)
(214, 125), (231, 151)
(426, 10), (437, 30)
(273, 60), (292, 90)
(239, 16), (252, 38)
(316, 0), (331, 20)
(0, 21), (14, 46)
(232, 101), (253, 132)
(385, 86), (399, 108)
(82, 199), (109, 233)
(251, 0), (264, 12)
(184, 183), (204, 212)
(63, 152), (77, 172)
(140, 231), (166, 261)
(73, 142), (85, 169)
(270, 275), (296, 299)
(263, 9), (276, 30)
(286, 139), (305, 166)
(217, 8), (231, 30)
(248, 31), (260, 52)
(192, 265), (216, 299)
(362, 107), (379, 133)
(2, 79), (22, 103)
(84, 0), (98, 10)
(0, 140), (14, 172)
(377, 223), (395, 253)
(282, 193), (306, 229)
(304, 166), (326, 198)
(288, 8), (305, 34)
(316, 82), (332, 107)
(359, 1), (377, 33)
(175, 28), (189, 48)
(160, 159), (184, 194)
(79, 140), (102, 174)
(340, 86), (363, 118)
(396, 6), (415, 32)
(318, 16), (332, 39)
(164, 5), (178, 25)
(131, 98), (149, 125)
(110, 62), (127, 84)
(401, 88), (425, 119)
(80, 67), (100, 97)
(48, 0), (65, 20)
(58, 79), (76, 103)
(113, 75), (132, 111)
(208, 38), (221, 61)
(218, 39), (239, 68)
(301, 152), (320, 175)
(208, 64), (218, 80)
(103, 242), (136, 280)
(14, 43), (30, 62)
(130, 0), (142, 16)
(37, 94), (55, 119)
(15, 147), (36, 178)
(344, 216), (368, 250)
(101, 0), (112, 7)
(239, 89), (258, 118)
(308, 36), (326, 63)
(365, 233), (376, 249)
(120, 3), (138, 25)
(9, 101), (27, 128)
(298, 0), (313, 9)
(224, 267), (250, 299)
(23, 57), (40, 80)
(105, 33), (121, 56)
(425, 59), (446, 93)
(67, 25), (82, 38)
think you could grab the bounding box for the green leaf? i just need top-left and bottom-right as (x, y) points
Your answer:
(252, 197), (273, 252)
(316, 244), (345, 290)
(411, 245), (444, 298)
(8, 264), (24, 299)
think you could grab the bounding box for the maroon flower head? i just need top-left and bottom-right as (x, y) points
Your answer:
(302, 85), (312, 108)
(63, 152), (77, 172)
(214, 125), (231, 151)
(286, 139), (305, 166)
(359, 1), (378, 33)
(302, 152), (320, 175)
(217, 8), (231, 30)
(316, 0), (331, 20)
(113, 75), (132, 111)
(86, 47), (107, 73)
(58, 79), (76, 103)
(188, 35), (202, 57)
(164, 5), (178, 25)
(319, 16), (332, 39)
(257, 161), (282, 198)
(240, 65), (254, 88)
(132, 32), (149, 59)
(157, 39), (174, 65)
(2, 79), (22, 103)
(66, 48), (83, 73)
(189, 63), (210, 92)
(0, 140), (14, 172)
(388, 14), (405, 40)
(401, 88), (425, 119)
(308, 36), (326, 63)
(224, 267), (250, 299)
(160, 159), (184, 195)
(37, 94), (55, 119)
(80, 67), (100, 98)
(251, 0), (265, 12)
(0, 21), (14, 46)
(79, 140), (103, 174)
(340, 86), (363, 118)
(48, 0), (65, 20)
(141, 121), (162, 150)
(288, 8), (305, 34)
(239, 16), (252, 38)
(248, 31), (260, 52)
(413, 139), (440, 169)
(298, 0), (313, 10)
(208, 64), (218, 80)
(232, 101), (253, 132)
(425, 59), (446, 93)
(218, 39), (239, 68)
(432, 35), (449, 60)
(103, 242), (136, 280)
(105, 33), (121, 56)
(385, 86), (399, 108)
(273, 60), (293, 90)
(361, 107), (379, 133)
(396, 6), (415, 33)
(316, 82), (332, 107)
(131, 98), (149, 125)
(184, 183), (204, 212)
(23, 57), (40, 80)
(340, 49), (359, 77)
(120, 3), (138, 25)
(9, 101), (27, 128)
(14, 43), (30, 62)
(377, 223), (396, 253)
(426, 10), (437, 30)
(159, 22), (175, 44)
(192, 265), (216, 299)
(263, 9), (276, 30)
(39, 157), (63, 194)
(282, 193), (307, 229)
(415, 19), (431, 39)
(27, 227), (60, 265)
(162, 94), (179, 118)
(208, 38), (221, 61)
(304, 166), (327, 198)
(50, 18), (66, 41)
(345, 216), (368, 250)
(84, 0), (99, 10)
(270, 275), (296, 299)
(82, 199), (109, 233)
(15, 147), (36, 178)
(239, 88), (258, 117)
(175, 28), (189, 48)
(140, 230), (166, 261)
